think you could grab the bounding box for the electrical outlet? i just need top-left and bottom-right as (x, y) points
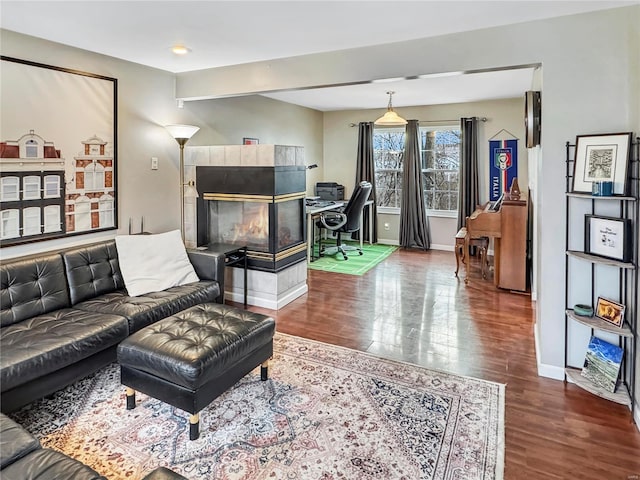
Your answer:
(384, 222), (390, 231)
(151, 157), (158, 170)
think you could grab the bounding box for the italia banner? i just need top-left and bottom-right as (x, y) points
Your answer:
(489, 139), (518, 201)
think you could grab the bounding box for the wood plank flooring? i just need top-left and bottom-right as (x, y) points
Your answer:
(246, 248), (640, 480)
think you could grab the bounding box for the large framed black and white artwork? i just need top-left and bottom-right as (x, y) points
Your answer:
(0, 56), (117, 247)
(571, 132), (632, 195)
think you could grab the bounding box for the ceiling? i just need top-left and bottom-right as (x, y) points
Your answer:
(1, 1), (636, 111)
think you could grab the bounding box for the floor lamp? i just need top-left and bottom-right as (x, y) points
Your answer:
(165, 124), (200, 240)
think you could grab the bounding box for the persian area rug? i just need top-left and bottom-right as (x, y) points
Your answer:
(308, 241), (398, 275)
(10, 333), (505, 480)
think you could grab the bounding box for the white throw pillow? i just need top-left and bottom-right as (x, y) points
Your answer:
(115, 230), (199, 296)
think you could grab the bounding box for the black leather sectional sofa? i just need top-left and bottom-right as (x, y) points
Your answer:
(1, 412), (106, 479)
(0, 413), (188, 479)
(0, 239), (224, 412)
(0, 239), (225, 479)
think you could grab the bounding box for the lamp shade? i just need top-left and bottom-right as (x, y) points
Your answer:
(374, 110), (408, 126)
(374, 91), (407, 126)
(165, 124), (200, 140)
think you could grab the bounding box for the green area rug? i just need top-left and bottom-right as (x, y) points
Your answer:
(308, 240), (398, 275)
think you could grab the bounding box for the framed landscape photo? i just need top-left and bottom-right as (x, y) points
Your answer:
(572, 132), (632, 195)
(581, 335), (623, 393)
(584, 215), (632, 262)
(595, 297), (626, 328)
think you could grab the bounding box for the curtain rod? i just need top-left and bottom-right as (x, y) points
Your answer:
(348, 117), (487, 127)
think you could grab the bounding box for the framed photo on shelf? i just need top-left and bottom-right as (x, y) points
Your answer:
(572, 132), (632, 195)
(584, 215), (632, 262)
(243, 137), (259, 145)
(595, 297), (626, 327)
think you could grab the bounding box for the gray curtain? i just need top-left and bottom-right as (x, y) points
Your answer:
(457, 117), (480, 230)
(353, 122), (377, 242)
(399, 120), (430, 249)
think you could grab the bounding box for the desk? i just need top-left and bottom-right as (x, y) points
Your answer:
(306, 200), (373, 262)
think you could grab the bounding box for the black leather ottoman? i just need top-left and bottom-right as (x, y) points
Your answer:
(117, 303), (275, 440)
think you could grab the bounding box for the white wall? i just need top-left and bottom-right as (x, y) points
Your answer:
(175, 6), (639, 382)
(322, 98), (527, 247)
(1, 29), (182, 259)
(181, 95), (324, 195)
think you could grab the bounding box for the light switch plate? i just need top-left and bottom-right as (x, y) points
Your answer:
(151, 157), (158, 170)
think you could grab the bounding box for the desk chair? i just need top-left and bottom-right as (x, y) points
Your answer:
(316, 181), (372, 260)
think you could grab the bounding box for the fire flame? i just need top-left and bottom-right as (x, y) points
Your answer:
(232, 206), (269, 244)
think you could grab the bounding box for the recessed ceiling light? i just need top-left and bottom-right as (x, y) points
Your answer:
(171, 45), (191, 55)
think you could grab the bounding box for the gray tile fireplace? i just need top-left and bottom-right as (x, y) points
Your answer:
(196, 165), (307, 272)
(184, 145), (308, 309)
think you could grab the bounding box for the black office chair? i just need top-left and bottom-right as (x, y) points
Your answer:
(316, 181), (372, 260)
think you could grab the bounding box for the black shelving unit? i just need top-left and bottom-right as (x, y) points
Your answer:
(564, 137), (639, 411)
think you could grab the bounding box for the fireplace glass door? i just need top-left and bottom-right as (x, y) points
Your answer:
(276, 199), (303, 249)
(207, 198), (303, 253)
(209, 200), (269, 251)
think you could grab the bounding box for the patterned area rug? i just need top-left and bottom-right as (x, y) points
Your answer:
(10, 333), (504, 480)
(308, 241), (398, 275)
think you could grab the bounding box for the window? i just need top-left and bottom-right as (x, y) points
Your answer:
(75, 197), (91, 231)
(84, 162), (105, 191)
(25, 139), (38, 158)
(373, 125), (460, 216)
(23, 207), (41, 236)
(44, 205), (62, 233)
(373, 128), (405, 210)
(421, 127), (460, 215)
(44, 175), (61, 198)
(99, 195), (114, 228)
(1, 177), (20, 201)
(1, 209), (19, 239)
(23, 176), (41, 200)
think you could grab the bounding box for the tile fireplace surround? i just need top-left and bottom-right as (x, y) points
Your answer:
(184, 145), (307, 310)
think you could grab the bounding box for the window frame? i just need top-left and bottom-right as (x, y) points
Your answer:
(43, 175), (61, 198)
(1, 209), (20, 239)
(43, 205), (62, 233)
(84, 162), (105, 191)
(1, 176), (20, 202)
(373, 124), (461, 218)
(23, 175), (41, 200)
(98, 195), (115, 228)
(23, 206), (42, 236)
(420, 124), (460, 218)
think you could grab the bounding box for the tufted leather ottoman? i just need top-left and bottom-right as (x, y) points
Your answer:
(117, 303), (275, 440)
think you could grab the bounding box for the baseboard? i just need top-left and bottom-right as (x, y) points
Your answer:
(635, 404), (640, 432)
(534, 322), (565, 380)
(225, 283), (308, 310)
(430, 244), (453, 252)
(376, 239), (399, 246)
(375, 240), (454, 252)
(276, 284), (308, 310)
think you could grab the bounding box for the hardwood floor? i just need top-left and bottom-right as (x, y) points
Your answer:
(246, 248), (640, 480)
